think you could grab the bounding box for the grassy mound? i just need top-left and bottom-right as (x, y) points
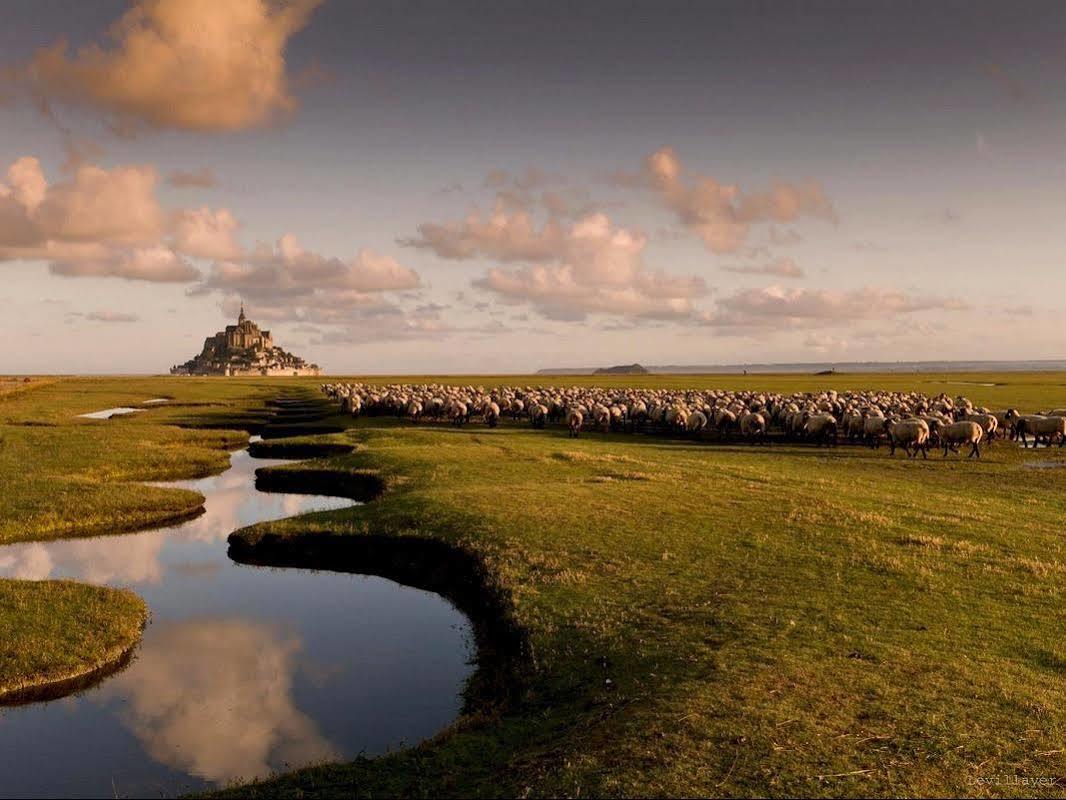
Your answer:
(0, 580), (146, 703)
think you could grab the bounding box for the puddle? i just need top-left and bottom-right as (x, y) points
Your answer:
(77, 407), (142, 419)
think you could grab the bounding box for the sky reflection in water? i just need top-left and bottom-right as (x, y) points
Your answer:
(0, 448), (474, 798)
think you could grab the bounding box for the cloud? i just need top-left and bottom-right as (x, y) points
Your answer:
(167, 167), (217, 188)
(1001, 304), (1034, 317)
(401, 201), (567, 261)
(699, 285), (969, 331)
(722, 257), (805, 279)
(170, 207), (241, 260)
(191, 235), (424, 336)
(49, 243), (199, 281)
(197, 234), (420, 299)
(466, 212), (708, 321)
(768, 226), (803, 246)
(0, 157), (164, 246)
(408, 201), (709, 321)
(0, 155), (208, 280)
(802, 333), (850, 353)
(23, 0), (321, 132)
(613, 147), (836, 253)
(85, 310), (140, 323)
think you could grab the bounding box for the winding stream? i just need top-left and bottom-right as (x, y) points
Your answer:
(0, 440), (475, 798)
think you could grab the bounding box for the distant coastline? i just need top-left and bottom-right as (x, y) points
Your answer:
(536, 360), (1066, 375)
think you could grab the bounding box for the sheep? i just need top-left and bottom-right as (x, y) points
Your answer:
(842, 410), (865, 442)
(663, 405), (688, 434)
(887, 418), (930, 459)
(567, 409), (583, 438)
(862, 413), (889, 448)
(803, 413), (838, 446)
(405, 399), (423, 422)
(1016, 415), (1066, 448)
(529, 403), (547, 429)
(963, 412), (998, 446)
(593, 404), (612, 433)
(343, 394), (362, 418)
(686, 409), (708, 437)
(990, 409), (1018, 440)
(740, 411), (766, 444)
(939, 420), (983, 458)
(319, 381), (1029, 463)
(715, 408), (737, 438)
(447, 399), (468, 426)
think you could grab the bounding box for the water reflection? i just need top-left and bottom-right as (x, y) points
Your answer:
(0, 446), (475, 798)
(0, 535), (165, 583)
(0, 452), (346, 584)
(103, 618), (338, 783)
(77, 407), (142, 419)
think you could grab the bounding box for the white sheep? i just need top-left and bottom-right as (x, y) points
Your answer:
(740, 411), (766, 444)
(567, 409), (583, 438)
(1016, 415), (1066, 448)
(803, 413), (837, 446)
(939, 420), (983, 458)
(887, 418), (930, 459)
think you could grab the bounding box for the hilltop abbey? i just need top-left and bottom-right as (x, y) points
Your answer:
(171, 306), (320, 376)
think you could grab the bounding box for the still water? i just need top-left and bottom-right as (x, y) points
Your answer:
(0, 444), (474, 798)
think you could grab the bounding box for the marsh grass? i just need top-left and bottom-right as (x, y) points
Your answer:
(230, 382), (1066, 798)
(0, 580), (146, 701)
(1, 375), (1064, 795)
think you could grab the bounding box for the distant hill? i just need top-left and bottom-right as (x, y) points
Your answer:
(593, 363), (649, 375)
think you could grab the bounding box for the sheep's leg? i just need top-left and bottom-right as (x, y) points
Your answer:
(970, 441), (980, 458)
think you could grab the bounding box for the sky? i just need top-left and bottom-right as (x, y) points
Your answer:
(1, 0), (1064, 374)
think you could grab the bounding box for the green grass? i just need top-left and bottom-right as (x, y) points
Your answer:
(227, 384), (1065, 798)
(0, 579), (147, 701)
(1, 374), (1064, 796)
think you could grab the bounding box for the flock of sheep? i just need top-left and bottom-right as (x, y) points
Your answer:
(321, 382), (1066, 458)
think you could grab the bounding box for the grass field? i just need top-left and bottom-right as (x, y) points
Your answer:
(1, 374), (1064, 796)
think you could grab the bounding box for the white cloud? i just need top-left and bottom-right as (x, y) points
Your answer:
(170, 207), (241, 261)
(23, 0), (322, 132)
(700, 286), (969, 331)
(722, 257), (805, 279)
(614, 147), (837, 253)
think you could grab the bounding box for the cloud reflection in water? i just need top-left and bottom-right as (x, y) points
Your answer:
(102, 618), (339, 784)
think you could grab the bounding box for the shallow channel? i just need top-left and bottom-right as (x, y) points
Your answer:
(0, 442), (474, 798)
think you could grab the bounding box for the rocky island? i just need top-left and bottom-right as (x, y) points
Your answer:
(170, 306), (320, 376)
